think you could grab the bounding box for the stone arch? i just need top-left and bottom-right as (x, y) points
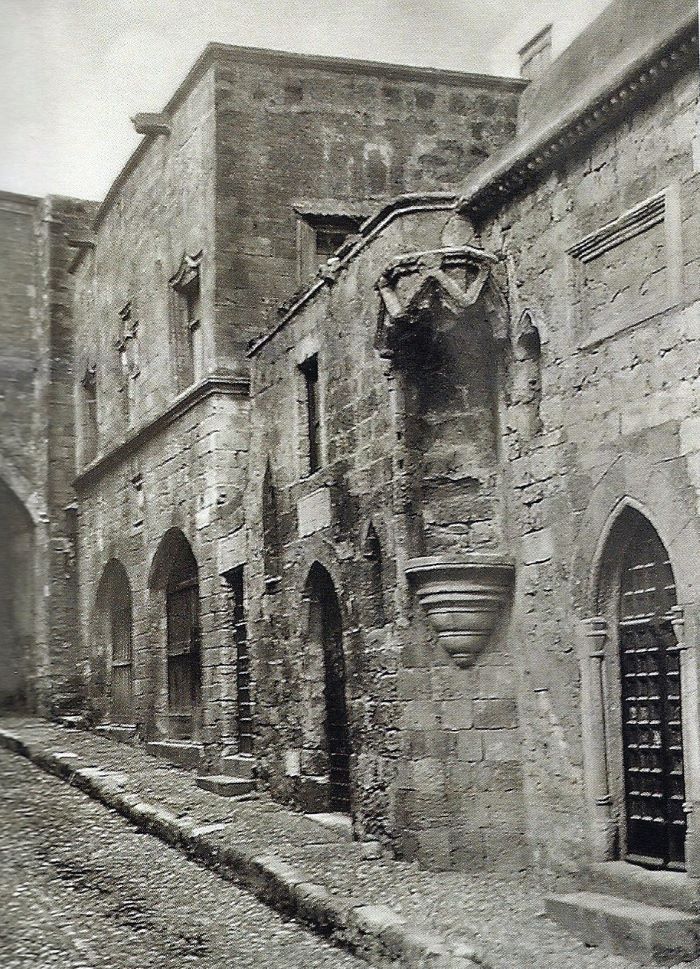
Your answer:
(0, 451), (44, 525)
(593, 505), (687, 868)
(92, 558), (134, 724)
(571, 450), (700, 615)
(571, 452), (700, 871)
(361, 520), (386, 628)
(302, 561), (352, 813)
(149, 528), (201, 739)
(0, 477), (36, 710)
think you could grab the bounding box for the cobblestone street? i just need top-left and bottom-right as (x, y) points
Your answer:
(0, 749), (364, 969)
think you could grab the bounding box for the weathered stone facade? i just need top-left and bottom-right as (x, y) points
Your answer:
(246, 0), (700, 876)
(0, 192), (94, 712)
(67, 45), (524, 753)
(3, 0), (699, 896)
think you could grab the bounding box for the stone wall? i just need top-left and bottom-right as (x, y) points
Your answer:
(0, 192), (93, 711)
(73, 65), (217, 464)
(478, 57), (700, 870)
(212, 47), (524, 364)
(70, 46), (525, 751)
(76, 386), (249, 744)
(246, 38), (699, 873)
(246, 204), (528, 870)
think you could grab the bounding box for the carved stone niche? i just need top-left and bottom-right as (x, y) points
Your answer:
(375, 245), (510, 560)
(375, 245), (507, 358)
(405, 554), (514, 667)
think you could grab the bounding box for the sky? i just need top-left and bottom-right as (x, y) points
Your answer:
(1, 0), (612, 202)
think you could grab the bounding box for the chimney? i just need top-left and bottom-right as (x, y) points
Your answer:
(519, 24), (553, 81)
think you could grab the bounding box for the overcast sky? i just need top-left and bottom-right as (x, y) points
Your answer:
(1, 0), (612, 201)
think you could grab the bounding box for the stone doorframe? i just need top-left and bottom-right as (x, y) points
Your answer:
(573, 482), (700, 879)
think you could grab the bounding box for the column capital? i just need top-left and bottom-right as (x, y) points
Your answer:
(580, 616), (608, 656)
(668, 604), (686, 646)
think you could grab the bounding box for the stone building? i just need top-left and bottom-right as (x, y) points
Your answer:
(245, 0), (700, 891)
(0, 191), (93, 713)
(67, 43), (524, 754)
(2, 0), (699, 937)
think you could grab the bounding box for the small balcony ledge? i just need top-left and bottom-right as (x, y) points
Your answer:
(405, 553), (514, 667)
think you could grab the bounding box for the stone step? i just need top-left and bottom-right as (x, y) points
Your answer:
(305, 812), (353, 841)
(146, 740), (203, 771)
(581, 861), (700, 914)
(546, 891), (700, 964)
(195, 775), (255, 798)
(94, 724), (136, 744)
(219, 754), (257, 780)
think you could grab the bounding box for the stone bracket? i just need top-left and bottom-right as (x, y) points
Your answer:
(375, 246), (500, 357)
(132, 112), (172, 136)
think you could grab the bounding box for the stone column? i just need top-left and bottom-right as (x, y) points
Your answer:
(670, 605), (700, 878)
(385, 358), (412, 616)
(577, 616), (616, 861)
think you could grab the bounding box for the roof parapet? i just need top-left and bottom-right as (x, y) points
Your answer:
(458, 10), (698, 221)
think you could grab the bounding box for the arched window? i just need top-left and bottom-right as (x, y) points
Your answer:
(362, 521), (386, 628)
(262, 459), (281, 585)
(515, 310), (542, 440)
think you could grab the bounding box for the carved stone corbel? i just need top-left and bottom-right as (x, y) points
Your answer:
(374, 245), (500, 356)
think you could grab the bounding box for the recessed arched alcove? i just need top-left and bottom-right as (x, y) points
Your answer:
(149, 528), (201, 740)
(93, 559), (134, 724)
(303, 561), (352, 813)
(0, 478), (35, 710)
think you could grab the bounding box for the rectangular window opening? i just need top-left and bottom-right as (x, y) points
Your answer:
(300, 354), (321, 474)
(81, 365), (98, 463)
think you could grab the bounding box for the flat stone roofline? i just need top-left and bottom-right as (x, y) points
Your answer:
(210, 41), (527, 89)
(74, 374), (249, 490)
(0, 189), (41, 209)
(87, 41), (525, 242)
(458, 9), (698, 220)
(248, 9), (699, 354)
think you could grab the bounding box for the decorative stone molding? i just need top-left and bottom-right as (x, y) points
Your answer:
(569, 187), (682, 348)
(405, 554), (514, 667)
(375, 246), (499, 357)
(74, 374), (249, 490)
(577, 616), (616, 861)
(170, 250), (203, 291)
(458, 17), (698, 220)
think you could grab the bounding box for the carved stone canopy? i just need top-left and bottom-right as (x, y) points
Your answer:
(170, 250), (203, 291)
(375, 245), (503, 357)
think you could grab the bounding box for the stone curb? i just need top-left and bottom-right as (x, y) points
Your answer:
(0, 726), (486, 969)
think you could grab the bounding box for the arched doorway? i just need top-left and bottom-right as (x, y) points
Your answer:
(306, 563), (352, 813)
(600, 508), (685, 870)
(0, 479), (34, 710)
(150, 530), (201, 739)
(94, 560), (134, 724)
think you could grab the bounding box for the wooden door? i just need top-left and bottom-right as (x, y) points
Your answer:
(619, 526), (685, 869)
(166, 574), (200, 739)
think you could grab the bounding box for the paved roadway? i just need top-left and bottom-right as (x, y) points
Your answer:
(0, 749), (364, 969)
